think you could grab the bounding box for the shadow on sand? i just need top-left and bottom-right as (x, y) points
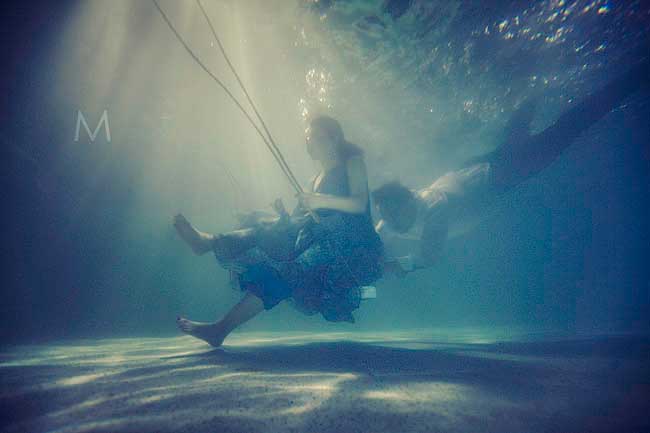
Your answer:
(1, 333), (648, 433)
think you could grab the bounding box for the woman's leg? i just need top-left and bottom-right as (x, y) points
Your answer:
(177, 291), (264, 347)
(174, 213), (259, 259)
(173, 213), (216, 256)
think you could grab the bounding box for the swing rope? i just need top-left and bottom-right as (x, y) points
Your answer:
(152, 0), (303, 195)
(195, 0), (303, 193)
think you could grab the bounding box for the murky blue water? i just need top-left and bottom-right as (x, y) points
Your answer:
(2, 2), (649, 432)
(2, 0), (649, 344)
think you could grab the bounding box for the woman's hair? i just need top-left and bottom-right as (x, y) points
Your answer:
(372, 181), (417, 233)
(310, 115), (363, 161)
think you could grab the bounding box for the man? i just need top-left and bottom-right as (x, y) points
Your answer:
(374, 59), (649, 275)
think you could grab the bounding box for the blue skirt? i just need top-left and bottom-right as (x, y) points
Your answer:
(214, 212), (384, 322)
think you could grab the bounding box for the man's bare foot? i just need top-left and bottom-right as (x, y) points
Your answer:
(173, 214), (214, 255)
(176, 316), (227, 347)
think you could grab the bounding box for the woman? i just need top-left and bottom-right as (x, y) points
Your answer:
(174, 115), (384, 347)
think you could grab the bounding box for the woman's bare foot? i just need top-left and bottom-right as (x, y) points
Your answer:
(173, 214), (214, 255)
(176, 316), (228, 347)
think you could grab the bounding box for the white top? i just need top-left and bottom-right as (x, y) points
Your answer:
(379, 162), (493, 267)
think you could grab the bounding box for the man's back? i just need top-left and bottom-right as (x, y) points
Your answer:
(378, 161), (494, 268)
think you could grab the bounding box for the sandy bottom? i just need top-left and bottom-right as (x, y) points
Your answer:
(1, 329), (648, 433)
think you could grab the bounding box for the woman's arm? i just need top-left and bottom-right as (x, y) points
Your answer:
(298, 156), (369, 214)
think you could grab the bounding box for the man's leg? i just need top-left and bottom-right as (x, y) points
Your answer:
(491, 59), (649, 190)
(177, 291), (264, 347)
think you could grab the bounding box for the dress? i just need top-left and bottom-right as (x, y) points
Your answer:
(213, 161), (384, 322)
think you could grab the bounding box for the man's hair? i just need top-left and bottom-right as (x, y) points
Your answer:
(372, 181), (412, 206)
(372, 181), (417, 233)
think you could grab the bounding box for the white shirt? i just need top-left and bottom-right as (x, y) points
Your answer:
(379, 162), (493, 268)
